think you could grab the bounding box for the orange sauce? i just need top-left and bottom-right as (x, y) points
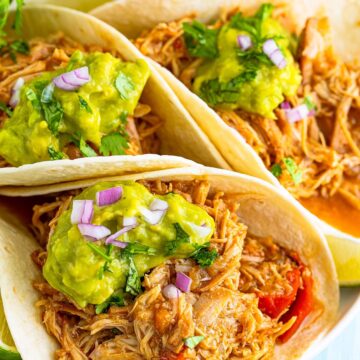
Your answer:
(300, 194), (360, 237)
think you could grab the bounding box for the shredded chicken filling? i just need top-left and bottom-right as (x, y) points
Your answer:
(31, 180), (311, 360)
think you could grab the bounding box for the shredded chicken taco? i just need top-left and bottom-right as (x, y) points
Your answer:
(0, 4), (227, 186)
(0, 165), (338, 360)
(93, 1), (360, 239)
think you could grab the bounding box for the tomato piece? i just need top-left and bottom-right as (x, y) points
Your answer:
(279, 270), (314, 343)
(258, 268), (301, 318)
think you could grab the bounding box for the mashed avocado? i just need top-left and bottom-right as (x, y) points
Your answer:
(188, 4), (301, 118)
(0, 51), (150, 166)
(43, 181), (215, 307)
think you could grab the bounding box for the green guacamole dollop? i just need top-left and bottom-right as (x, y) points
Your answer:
(191, 6), (301, 118)
(0, 51), (150, 166)
(43, 181), (215, 307)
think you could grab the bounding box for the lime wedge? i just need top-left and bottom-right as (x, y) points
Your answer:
(327, 235), (360, 286)
(0, 294), (21, 360)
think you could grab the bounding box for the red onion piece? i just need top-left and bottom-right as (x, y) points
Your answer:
(187, 222), (212, 238)
(285, 104), (309, 123)
(308, 109), (316, 117)
(123, 216), (137, 227)
(105, 238), (129, 248)
(149, 198), (168, 211)
(280, 101), (291, 110)
(71, 200), (94, 224)
(96, 187), (123, 207)
(162, 284), (182, 299)
(105, 225), (137, 245)
(237, 35), (252, 50)
(139, 207), (166, 225)
(263, 39), (287, 69)
(175, 272), (192, 293)
(9, 77), (24, 108)
(53, 66), (90, 91)
(78, 224), (111, 240)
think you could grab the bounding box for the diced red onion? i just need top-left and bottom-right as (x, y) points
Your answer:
(96, 187), (122, 207)
(149, 198), (168, 211)
(162, 284), (182, 299)
(263, 39), (287, 69)
(285, 104), (309, 123)
(280, 101), (291, 110)
(187, 222), (212, 238)
(71, 200), (94, 224)
(237, 35), (252, 50)
(78, 224), (111, 240)
(308, 109), (316, 117)
(123, 216), (137, 227)
(53, 66), (90, 91)
(105, 225), (137, 245)
(139, 207), (166, 225)
(9, 77), (24, 108)
(175, 272), (192, 293)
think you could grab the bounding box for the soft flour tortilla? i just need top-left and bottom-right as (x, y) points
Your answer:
(0, 5), (229, 187)
(0, 164), (339, 359)
(91, 0), (360, 242)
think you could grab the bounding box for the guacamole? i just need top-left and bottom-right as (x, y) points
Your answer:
(0, 51), (150, 166)
(44, 181), (215, 307)
(186, 4), (301, 118)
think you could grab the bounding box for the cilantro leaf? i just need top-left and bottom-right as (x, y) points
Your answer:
(25, 88), (41, 111)
(13, 0), (24, 33)
(184, 335), (205, 349)
(125, 257), (142, 296)
(270, 163), (282, 178)
(71, 133), (97, 157)
(87, 243), (112, 261)
(183, 20), (218, 59)
(9, 39), (28, 54)
(98, 245), (114, 280)
(42, 100), (63, 135)
(120, 111), (128, 124)
(165, 223), (190, 255)
(115, 72), (134, 100)
(199, 70), (257, 106)
(0, 1), (10, 35)
(191, 246), (218, 268)
(304, 96), (316, 111)
(122, 242), (157, 258)
(48, 145), (65, 160)
(95, 291), (125, 314)
(78, 95), (93, 114)
(0, 101), (12, 116)
(283, 157), (302, 184)
(99, 132), (129, 156)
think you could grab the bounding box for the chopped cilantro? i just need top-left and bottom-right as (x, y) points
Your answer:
(13, 0), (24, 33)
(25, 88), (41, 111)
(99, 132), (129, 156)
(47, 145), (64, 160)
(95, 291), (125, 314)
(271, 158), (302, 184)
(183, 20), (218, 59)
(125, 257), (142, 296)
(98, 245), (114, 280)
(191, 246), (218, 268)
(283, 157), (302, 184)
(270, 163), (282, 178)
(71, 133), (97, 157)
(115, 72), (134, 100)
(87, 243), (112, 261)
(165, 223), (190, 255)
(42, 100), (63, 135)
(9, 39), (28, 54)
(122, 242), (157, 258)
(0, 101), (12, 116)
(120, 111), (128, 124)
(304, 96), (316, 111)
(78, 95), (92, 113)
(184, 335), (205, 349)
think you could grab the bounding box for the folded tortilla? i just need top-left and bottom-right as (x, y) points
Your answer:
(0, 4), (229, 187)
(0, 163), (338, 359)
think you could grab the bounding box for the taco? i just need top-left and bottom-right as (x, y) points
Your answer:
(0, 4), (228, 187)
(0, 164), (338, 359)
(92, 1), (360, 240)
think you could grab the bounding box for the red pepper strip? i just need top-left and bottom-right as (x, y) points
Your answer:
(278, 270), (314, 343)
(258, 268), (301, 318)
